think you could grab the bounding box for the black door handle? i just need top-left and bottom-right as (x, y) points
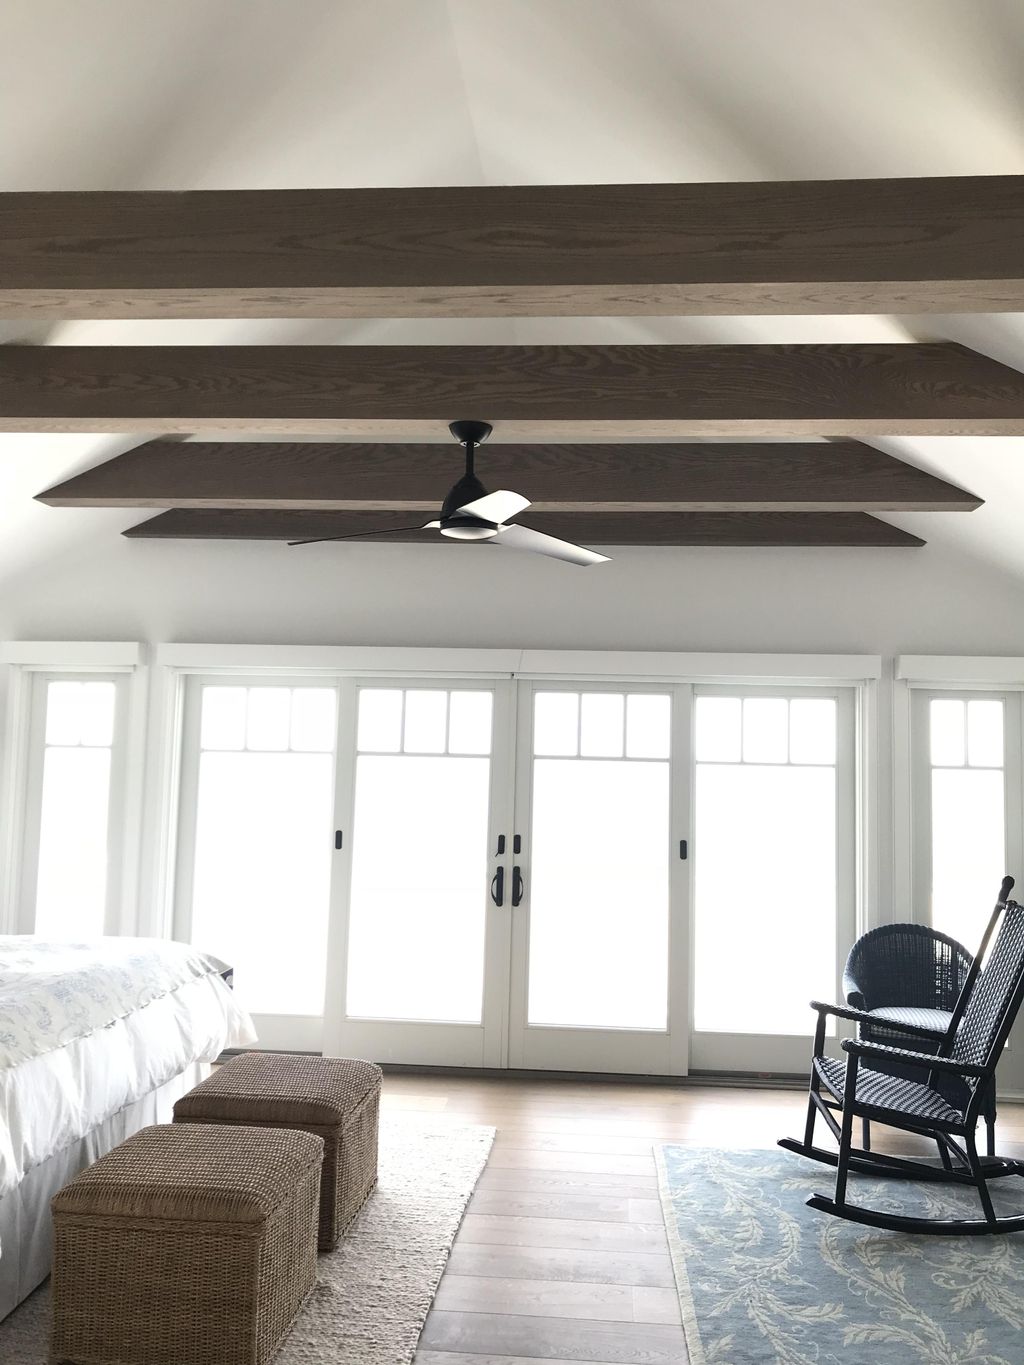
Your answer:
(511, 865), (525, 907)
(490, 866), (505, 907)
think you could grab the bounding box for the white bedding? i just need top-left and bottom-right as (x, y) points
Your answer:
(0, 937), (256, 1205)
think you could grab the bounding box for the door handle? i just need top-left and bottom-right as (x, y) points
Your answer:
(511, 865), (525, 907)
(490, 866), (505, 907)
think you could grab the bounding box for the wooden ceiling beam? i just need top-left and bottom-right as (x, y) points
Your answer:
(123, 509), (925, 547)
(39, 439), (979, 512)
(2, 178), (1023, 318)
(4, 343), (1024, 435)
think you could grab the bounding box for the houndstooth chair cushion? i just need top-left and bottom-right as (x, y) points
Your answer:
(814, 1055), (964, 1127)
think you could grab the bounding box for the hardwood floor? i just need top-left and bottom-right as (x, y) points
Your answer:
(383, 1072), (1024, 1364)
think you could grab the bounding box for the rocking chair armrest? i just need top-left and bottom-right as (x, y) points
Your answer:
(842, 1038), (987, 1078)
(809, 1000), (949, 1040)
(841, 970), (866, 1012)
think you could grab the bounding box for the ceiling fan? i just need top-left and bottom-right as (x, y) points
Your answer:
(289, 420), (610, 566)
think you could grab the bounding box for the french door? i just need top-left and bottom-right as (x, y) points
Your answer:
(505, 683), (687, 1073)
(688, 686), (857, 1075)
(322, 680), (514, 1067)
(174, 673), (858, 1074)
(173, 678), (341, 1051)
(323, 680), (685, 1072)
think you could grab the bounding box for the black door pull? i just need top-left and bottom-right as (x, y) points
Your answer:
(490, 867), (505, 906)
(511, 865), (525, 907)
(334, 830), (344, 850)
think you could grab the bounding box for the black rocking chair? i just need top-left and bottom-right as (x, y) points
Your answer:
(780, 876), (1024, 1235)
(842, 920), (998, 1156)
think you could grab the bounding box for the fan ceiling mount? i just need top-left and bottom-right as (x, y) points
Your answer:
(289, 420), (610, 566)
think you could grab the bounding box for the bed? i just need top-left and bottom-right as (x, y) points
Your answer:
(0, 936), (256, 1320)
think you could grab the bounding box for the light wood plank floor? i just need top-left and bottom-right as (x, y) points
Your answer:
(385, 1072), (1024, 1365)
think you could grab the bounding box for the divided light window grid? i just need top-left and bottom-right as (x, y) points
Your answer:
(355, 688), (492, 756)
(533, 690), (671, 760)
(199, 685), (336, 754)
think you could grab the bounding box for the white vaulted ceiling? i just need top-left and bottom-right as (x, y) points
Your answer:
(3, 0), (1024, 591)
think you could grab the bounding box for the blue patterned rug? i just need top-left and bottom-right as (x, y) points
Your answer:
(656, 1145), (1024, 1365)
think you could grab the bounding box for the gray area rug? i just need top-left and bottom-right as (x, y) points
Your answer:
(657, 1144), (1024, 1365)
(0, 1118), (495, 1365)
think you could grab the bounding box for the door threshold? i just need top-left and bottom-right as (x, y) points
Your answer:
(377, 1062), (807, 1089)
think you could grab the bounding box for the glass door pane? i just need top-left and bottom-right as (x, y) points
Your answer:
(179, 683), (338, 1047)
(691, 690), (852, 1072)
(328, 684), (509, 1068)
(509, 687), (677, 1073)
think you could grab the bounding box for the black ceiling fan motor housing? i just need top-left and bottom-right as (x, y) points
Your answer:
(441, 419), (496, 528)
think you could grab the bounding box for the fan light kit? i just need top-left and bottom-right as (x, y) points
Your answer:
(290, 420), (610, 566)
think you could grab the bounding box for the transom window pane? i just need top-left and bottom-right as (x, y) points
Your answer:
(580, 693), (625, 758)
(742, 698), (788, 764)
(695, 697), (741, 763)
(34, 679), (118, 937)
(403, 690), (448, 753)
(626, 694), (672, 759)
(967, 700), (1004, 768)
(200, 686), (247, 751)
(789, 699), (836, 765)
(246, 688), (291, 751)
(930, 699), (966, 767)
(534, 693), (580, 757)
(290, 688), (337, 752)
(356, 689), (403, 752)
(448, 692), (493, 755)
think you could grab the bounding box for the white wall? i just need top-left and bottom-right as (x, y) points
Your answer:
(3, 533), (1024, 658)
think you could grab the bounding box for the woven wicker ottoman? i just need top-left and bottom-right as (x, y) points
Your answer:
(174, 1052), (382, 1251)
(51, 1123), (323, 1365)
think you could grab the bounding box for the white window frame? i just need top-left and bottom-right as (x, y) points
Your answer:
(0, 642), (145, 935)
(895, 658), (1024, 924)
(908, 688), (1023, 932)
(897, 658), (1024, 1100)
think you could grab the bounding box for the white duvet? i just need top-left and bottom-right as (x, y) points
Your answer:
(0, 937), (256, 1202)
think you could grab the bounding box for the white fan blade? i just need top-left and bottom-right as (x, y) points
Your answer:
(490, 522), (610, 566)
(457, 489), (530, 524)
(423, 520), (441, 528)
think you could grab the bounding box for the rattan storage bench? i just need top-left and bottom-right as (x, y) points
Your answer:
(50, 1123), (323, 1365)
(174, 1052), (382, 1250)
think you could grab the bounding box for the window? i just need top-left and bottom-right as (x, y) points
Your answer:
(914, 693), (1010, 953)
(21, 676), (123, 937)
(693, 691), (848, 1037)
